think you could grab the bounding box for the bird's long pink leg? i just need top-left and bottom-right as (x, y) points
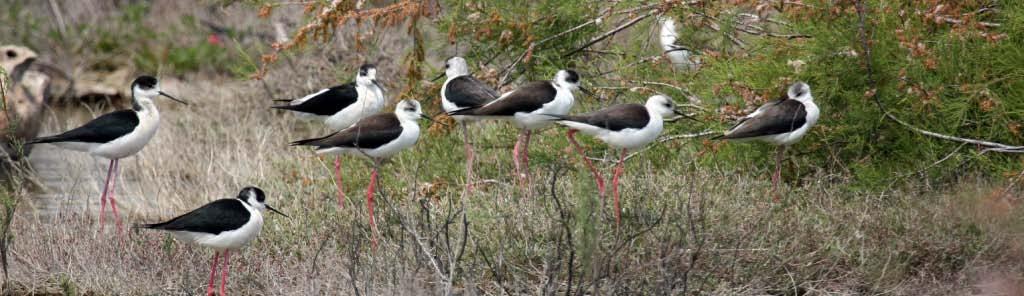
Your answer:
(511, 131), (524, 184)
(772, 146), (785, 202)
(98, 159), (114, 231)
(522, 130), (532, 188)
(567, 130), (605, 196)
(611, 149), (627, 225)
(462, 123), (476, 193)
(206, 251), (220, 296)
(108, 159), (124, 233)
(335, 157), (346, 208)
(367, 165), (379, 250)
(220, 250), (230, 296)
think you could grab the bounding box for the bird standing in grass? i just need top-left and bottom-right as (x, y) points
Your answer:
(272, 64), (386, 208)
(291, 99), (429, 248)
(137, 186), (287, 296)
(28, 76), (186, 232)
(550, 95), (682, 224)
(437, 56), (500, 193)
(448, 69), (583, 192)
(718, 82), (819, 199)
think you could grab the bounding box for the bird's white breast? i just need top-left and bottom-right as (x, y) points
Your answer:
(325, 84), (385, 131)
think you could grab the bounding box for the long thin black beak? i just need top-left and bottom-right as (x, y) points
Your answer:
(159, 91), (188, 105)
(579, 86), (597, 98)
(673, 109), (699, 121)
(266, 204), (289, 218)
(431, 72), (445, 82)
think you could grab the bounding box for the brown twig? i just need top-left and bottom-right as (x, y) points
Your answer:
(564, 9), (660, 57)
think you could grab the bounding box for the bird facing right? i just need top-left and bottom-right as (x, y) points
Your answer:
(137, 186), (288, 296)
(550, 95), (682, 224)
(719, 82), (820, 199)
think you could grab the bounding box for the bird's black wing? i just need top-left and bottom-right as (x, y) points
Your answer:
(445, 76), (499, 108)
(722, 99), (807, 139)
(139, 199), (250, 234)
(28, 110), (139, 144)
(291, 113), (403, 150)
(558, 103), (650, 131)
(449, 81), (555, 116)
(272, 82), (359, 116)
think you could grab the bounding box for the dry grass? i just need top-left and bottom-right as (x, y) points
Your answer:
(2, 0), (1024, 295)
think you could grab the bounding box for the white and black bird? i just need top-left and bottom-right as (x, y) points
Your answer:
(448, 69), (583, 190)
(718, 82), (819, 198)
(137, 187), (287, 296)
(291, 99), (429, 247)
(272, 63), (387, 208)
(437, 56), (500, 192)
(659, 17), (701, 71)
(549, 95), (682, 224)
(28, 75), (187, 232)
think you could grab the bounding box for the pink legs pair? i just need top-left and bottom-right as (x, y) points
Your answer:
(335, 156), (381, 250)
(567, 130), (627, 225)
(205, 250), (232, 296)
(99, 158), (124, 233)
(511, 130), (533, 193)
(461, 123), (477, 194)
(366, 160), (382, 250)
(771, 146), (786, 202)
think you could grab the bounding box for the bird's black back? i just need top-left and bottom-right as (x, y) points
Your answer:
(29, 110), (139, 144)
(140, 199), (250, 235)
(273, 83), (359, 116)
(445, 76), (499, 108)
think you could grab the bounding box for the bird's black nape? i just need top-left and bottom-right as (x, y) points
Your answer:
(564, 70), (580, 84)
(237, 186), (266, 203)
(132, 75), (158, 89)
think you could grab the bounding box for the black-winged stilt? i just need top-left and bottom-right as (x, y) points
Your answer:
(438, 56), (500, 192)
(550, 95), (681, 224)
(447, 69), (583, 191)
(291, 99), (428, 248)
(28, 75), (186, 232)
(272, 63), (386, 208)
(718, 82), (820, 199)
(137, 186), (287, 296)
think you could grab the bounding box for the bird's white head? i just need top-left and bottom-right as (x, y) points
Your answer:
(0, 45), (38, 74)
(130, 75), (187, 110)
(444, 56), (470, 78)
(787, 82), (813, 103)
(355, 63), (380, 87)
(237, 186), (288, 217)
(395, 99), (429, 122)
(553, 69), (581, 92)
(646, 95), (678, 118)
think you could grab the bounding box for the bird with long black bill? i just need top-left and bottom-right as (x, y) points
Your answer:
(718, 82), (819, 200)
(137, 187), (287, 296)
(291, 99), (429, 248)
(437, 56), (500, 193)
(549, 95), (682, 224)
(28, 75), (187, 232)
(448, 69), (584, 193)
(272, 63), (386, 208)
